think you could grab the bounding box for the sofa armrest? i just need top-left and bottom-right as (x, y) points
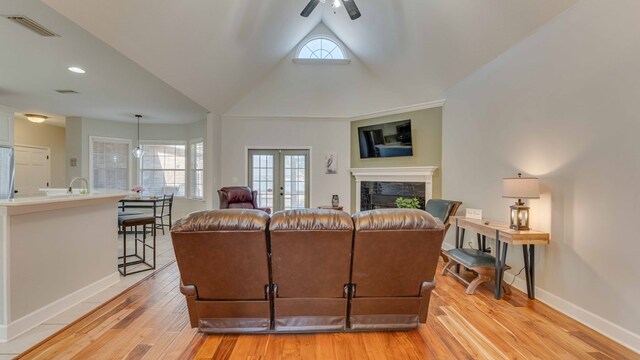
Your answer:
(180, 283), (199, 327)
(218, 190), (229, 209)
(180, 284), (198, 297)
(418, 280), (436, 323)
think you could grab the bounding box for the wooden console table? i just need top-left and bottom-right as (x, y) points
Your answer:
(450, 216), (550, 300)
(318, 205), (344, 211)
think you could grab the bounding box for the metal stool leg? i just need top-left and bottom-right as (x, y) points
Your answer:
(122, 227), (127, 275)
(152, 223), (156, 269)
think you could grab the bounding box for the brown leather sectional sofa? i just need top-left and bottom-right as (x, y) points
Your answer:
(171, 208), (444, 334)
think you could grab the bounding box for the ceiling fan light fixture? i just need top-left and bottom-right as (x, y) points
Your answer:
(25, 114), (48, 123)
(300, 0), (360, 20)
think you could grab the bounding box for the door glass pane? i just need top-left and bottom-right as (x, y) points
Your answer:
(283, 154), (306, 210)
(251, 154), (274, 209)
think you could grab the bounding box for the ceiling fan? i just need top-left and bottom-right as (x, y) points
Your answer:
(301, 0), (361, 20)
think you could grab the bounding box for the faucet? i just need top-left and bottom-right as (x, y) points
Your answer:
(68, 177), (89, 195)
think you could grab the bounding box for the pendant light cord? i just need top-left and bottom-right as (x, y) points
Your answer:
(136, 115), (142, 147)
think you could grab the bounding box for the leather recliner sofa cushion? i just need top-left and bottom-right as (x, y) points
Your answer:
(350, 209), (444, 330)
(171, 209), (271, 333)
(269, 209), (354, 332)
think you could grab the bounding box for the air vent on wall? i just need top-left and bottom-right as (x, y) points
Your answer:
(55, 90), (79, 94)
(3, 16), (60, 37)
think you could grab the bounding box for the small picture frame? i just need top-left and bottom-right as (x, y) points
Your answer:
(465, 208), (482, 220)
(325, 152), (337, 174)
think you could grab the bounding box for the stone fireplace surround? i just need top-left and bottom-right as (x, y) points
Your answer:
(350, 167), (438, 212)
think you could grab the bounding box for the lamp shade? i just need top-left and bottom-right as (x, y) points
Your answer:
(502, 177), (540, 199)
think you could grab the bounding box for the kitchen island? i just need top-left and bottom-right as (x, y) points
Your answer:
(0, 192), (127, 341)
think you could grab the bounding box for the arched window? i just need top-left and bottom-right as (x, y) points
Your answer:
(296, 36), (347, 61)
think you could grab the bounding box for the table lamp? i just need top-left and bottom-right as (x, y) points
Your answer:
(502, 173), (540, 230)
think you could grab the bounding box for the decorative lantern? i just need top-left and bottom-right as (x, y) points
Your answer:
(502, 173), (540, 230)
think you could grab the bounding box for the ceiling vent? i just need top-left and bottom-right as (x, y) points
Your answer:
(3, 16), (60, 37)
(55, 90), (79, 94)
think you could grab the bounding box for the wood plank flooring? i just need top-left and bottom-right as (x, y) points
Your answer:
(16, 260), (638, 359)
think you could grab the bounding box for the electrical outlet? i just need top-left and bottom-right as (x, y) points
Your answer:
(466, 208), (482, 220)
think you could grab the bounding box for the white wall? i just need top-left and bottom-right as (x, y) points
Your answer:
(225, 23), (404, 118)
(442, 0), (640, 351)
(221, 116), (351, 213)
(0, 105), (14, 147)
(206, 113), (222, 209)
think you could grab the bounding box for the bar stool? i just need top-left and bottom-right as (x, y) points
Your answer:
(118, 214), (156, 276)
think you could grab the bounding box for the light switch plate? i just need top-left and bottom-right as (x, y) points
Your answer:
(466, 208), (482, 220)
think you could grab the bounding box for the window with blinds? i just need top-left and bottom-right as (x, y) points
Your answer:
(90, 137), (131, 191)
(189, 140), (204, 199)
(140, 142), (186, 196)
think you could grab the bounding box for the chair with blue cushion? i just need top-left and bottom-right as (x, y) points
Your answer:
(424, 199), (462, 262)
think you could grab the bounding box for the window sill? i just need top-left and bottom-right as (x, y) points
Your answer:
(293, 58), (351, 65)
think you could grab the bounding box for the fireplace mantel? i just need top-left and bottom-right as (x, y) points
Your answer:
(350, 166), (438, 212)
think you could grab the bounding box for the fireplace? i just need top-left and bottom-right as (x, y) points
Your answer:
(361, 181), (426, 210)
(351, 167), (438, 212)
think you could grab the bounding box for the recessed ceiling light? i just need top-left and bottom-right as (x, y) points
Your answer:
(25, 114), (48, 123)
(68, 66), (86, 74)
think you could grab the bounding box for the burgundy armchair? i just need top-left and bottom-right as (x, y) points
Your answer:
(218, 186), (271, 214)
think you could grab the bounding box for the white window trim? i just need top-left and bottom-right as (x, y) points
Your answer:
(138, 140), (188, 198)
(293, 58), (351, 65)
(88, 136), (132, 192)
(188, 138), (205, 200)
(293, 35), (351, 64)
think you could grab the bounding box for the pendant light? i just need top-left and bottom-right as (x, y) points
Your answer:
(132, 114), (144, 158)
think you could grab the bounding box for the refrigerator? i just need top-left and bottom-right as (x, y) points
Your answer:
(0, 146), (15, 200)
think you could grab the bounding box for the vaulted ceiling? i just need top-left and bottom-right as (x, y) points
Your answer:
(14, 0), (579, 120)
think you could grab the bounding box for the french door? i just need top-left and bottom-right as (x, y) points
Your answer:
(248, 149), (310, 212)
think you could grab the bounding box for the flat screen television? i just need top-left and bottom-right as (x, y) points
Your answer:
(358, 119), (413, 159)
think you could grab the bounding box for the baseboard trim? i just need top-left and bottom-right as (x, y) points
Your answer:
(0, 271), (120, 342)
(441, 243), (640, 353)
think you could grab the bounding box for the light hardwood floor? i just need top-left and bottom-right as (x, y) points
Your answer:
(16, 259), (638, 359)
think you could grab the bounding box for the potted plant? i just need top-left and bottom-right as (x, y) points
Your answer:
(395, 197), (420, 209)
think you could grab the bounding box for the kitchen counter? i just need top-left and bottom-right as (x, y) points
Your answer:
(0, 192), (127, 213)
(0, 192), (127, 341)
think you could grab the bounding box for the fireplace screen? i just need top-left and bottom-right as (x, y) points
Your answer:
(360, 181), (426, 211)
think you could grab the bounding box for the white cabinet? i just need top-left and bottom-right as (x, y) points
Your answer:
(0, 107), (14, 146)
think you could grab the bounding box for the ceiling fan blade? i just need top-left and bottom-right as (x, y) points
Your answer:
(301, 0), (321, 17)
(341, 0), (361, 20)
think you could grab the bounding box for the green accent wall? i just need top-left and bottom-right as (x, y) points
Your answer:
(350, 107), (443, 212)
